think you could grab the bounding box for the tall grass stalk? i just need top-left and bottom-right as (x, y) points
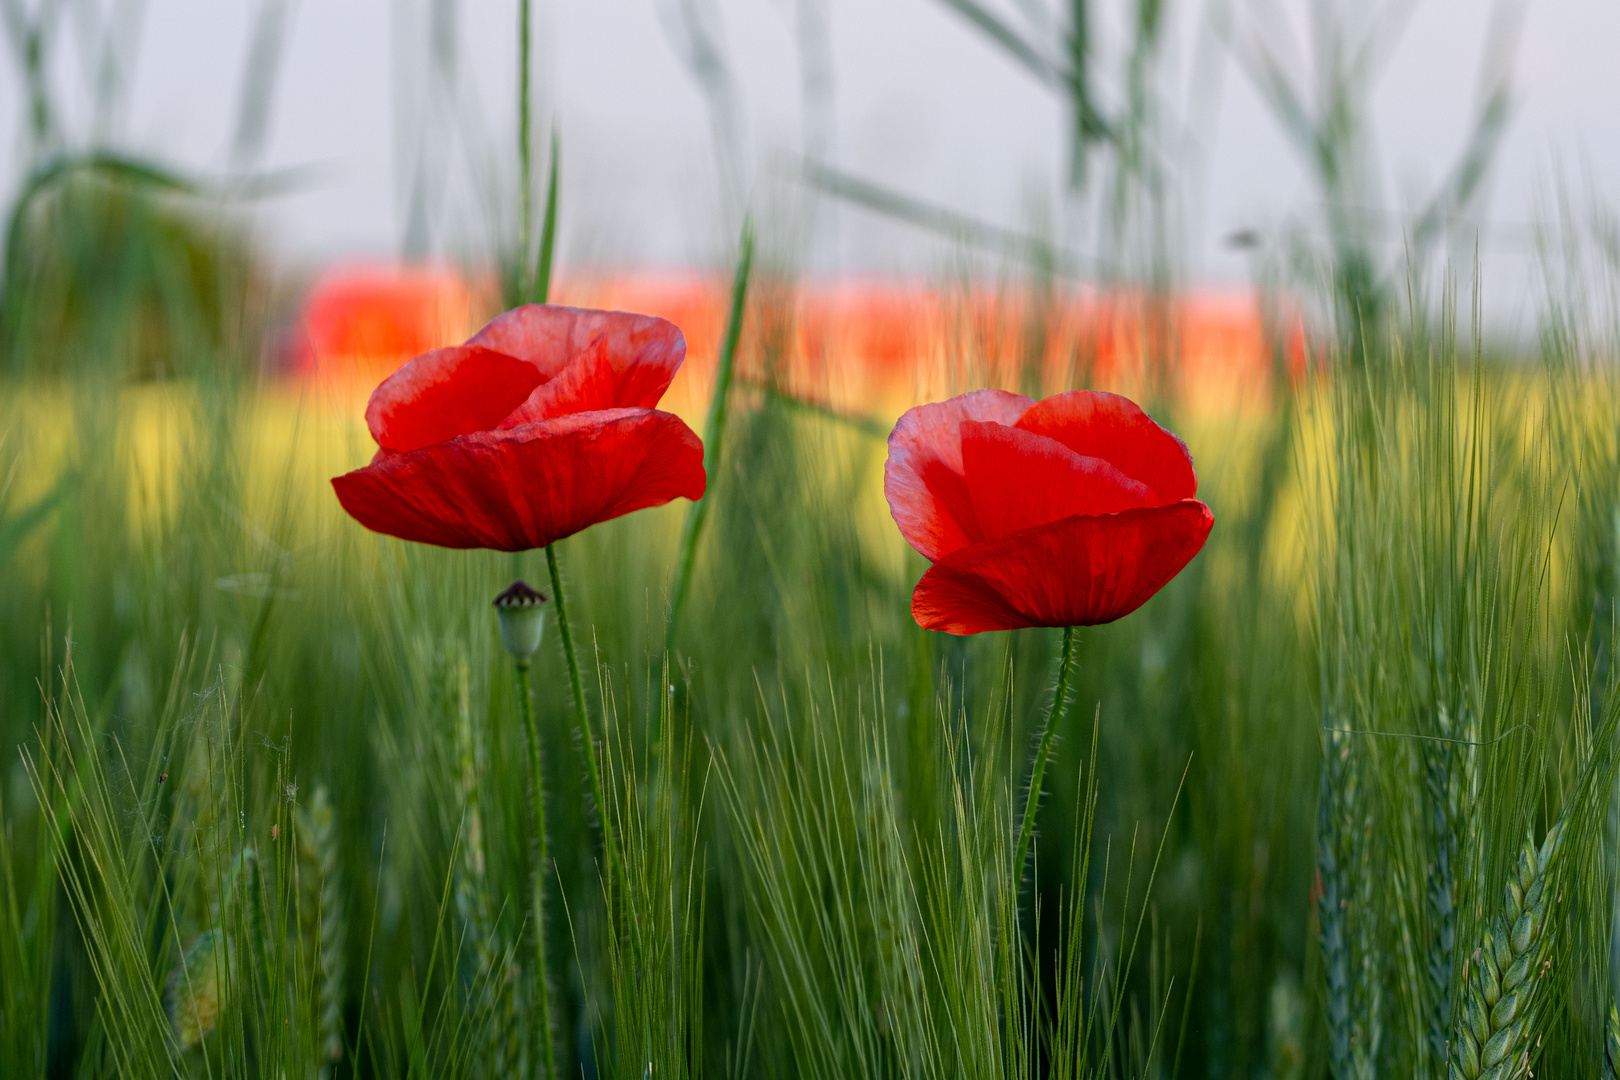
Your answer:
(517, 0), (534, 304)
(668, 218), (754, 650)
(595, 662), (707, 1078)
(531, 127), (559, 307)
(295, 784), (347, 1078)
(1424, 712), (1465, 1071)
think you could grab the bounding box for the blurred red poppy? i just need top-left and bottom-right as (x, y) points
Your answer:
(885, 388), (1212, 634)
(332, 305), (706, 551)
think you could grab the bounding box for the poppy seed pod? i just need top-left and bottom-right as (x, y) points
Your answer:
(493, 580), (548, 661)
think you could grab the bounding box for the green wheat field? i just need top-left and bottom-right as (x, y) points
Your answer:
(6, 1), (1620, 1078)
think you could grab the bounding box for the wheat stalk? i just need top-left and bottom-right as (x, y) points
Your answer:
(1318, 723), (1368, 1079)
(1350, 797), (1381, 1080)
(1448, 824), (1564, 1080)
(449, 657), (527, 1077)
(1425, 709), (1463, 1068)
(452, 656), (497, 963)
(297, 785), (346, 1076)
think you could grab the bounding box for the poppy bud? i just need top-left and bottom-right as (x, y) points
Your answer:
(493, 580), (548, 662)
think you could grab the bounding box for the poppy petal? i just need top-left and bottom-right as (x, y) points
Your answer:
(332, 408), (705, 551)
(1014, 390), (1197, 503)
(496, 333), (619, 425)
(365, 345), (544, 452)
(884, 388), (1035, 561)
(961, 420), (1156, 540)
(910, 500), (1213, 634)
(470, 304), (686, 420)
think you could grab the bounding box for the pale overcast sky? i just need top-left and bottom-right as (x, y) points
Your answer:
(3, 0), (1618, 313)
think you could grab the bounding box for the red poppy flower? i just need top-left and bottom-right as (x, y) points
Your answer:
(885, 389), (1212, 634)
(332, 305), (706, 551)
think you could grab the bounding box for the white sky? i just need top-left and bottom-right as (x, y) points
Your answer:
(3, 0), (1618, 314)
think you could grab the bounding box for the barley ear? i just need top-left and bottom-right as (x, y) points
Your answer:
(1425, 710), (1463, 1070)
(167, 928), (230, 1052)
(1448, 823), (1564, 1080)
(1317, 728), (1353, 1078)
(1319, 722), (1380, 1078)
(449, 654), (524, 1074)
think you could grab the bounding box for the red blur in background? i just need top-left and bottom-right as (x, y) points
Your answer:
(290, 263), (1311, 419)
(289, 263), (483, 387)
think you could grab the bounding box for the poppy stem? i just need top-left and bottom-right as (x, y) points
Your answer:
(1012, 625), (1078, 892)
(545, 541), (621, 900)
(513, 659), (559, 1080)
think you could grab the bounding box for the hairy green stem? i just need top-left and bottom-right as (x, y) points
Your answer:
(513, 662), (558, 1080)
(545, 541), (620, 899)
(666, 219), (754, 648)
(1012, 625), (1077, 890)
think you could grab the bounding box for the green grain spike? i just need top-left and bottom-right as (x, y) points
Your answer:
(1447, 826), (1563, 1079)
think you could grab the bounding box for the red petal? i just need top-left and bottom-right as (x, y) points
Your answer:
(1014, 390), (1197, 503)
(332, 408), (706, 551)
(910, 500), (1213, 634)
(496, 334), (618, 425)
(961, 421), (1156, 540)
(365, 345), (544, 452)
(469, 305), (686, 422)
(884, 389), (1034, 561)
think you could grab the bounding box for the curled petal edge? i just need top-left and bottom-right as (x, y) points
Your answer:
(910, 499), (1213, 635)
(332, 407), (706, 552)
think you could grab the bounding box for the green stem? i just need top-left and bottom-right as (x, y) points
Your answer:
(545, 541), (620, 899)
(516, 0), (533, 304)
(1012, 626), (1078, 891)
(531, 128), (560, 306)
(513, 662), (558, 1080)
(667, 220), (754, 650)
